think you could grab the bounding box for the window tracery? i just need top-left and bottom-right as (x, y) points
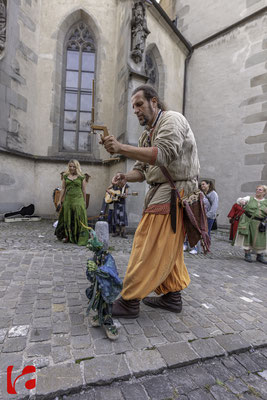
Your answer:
(62, 22), (95, 152)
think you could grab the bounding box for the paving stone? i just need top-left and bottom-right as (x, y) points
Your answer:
(34, 308), (51, 317)
(52, 346), (72, 363)
(12, 314), (32, 325)
(32, 317), (52, 328)
(241, 373), (267, 398)
(249, 351), (267, 371)
(258, 369), (267, 379)
(222, 356), (248, 377)
(52, 334), (71, 347)
(204, 360), (236, 382)
(224, 377), (249, 394)
(126, 349), (166, 377)
(72, 348), (95, 361)
(94, 386), (123, 400)
(240, 328), (267, 346)
(93, 337), (116, 355)
(7, 325), (29, 337)
(142, 375), (175, 400)
(30, 327), (52, 342)
(187, 364), (216, 387)
(168, 367), (199, 394)
(2, 337), (27, 352)
(32, 357), (50, 369)
(190, 338), (225, 360)
(113, 337), (133, 354)
(214, 334), (251, 354)
(37, 363), (83, 396)
(71, 335), (91, 349)
(120, 382), (150, 400)
(128, 334), (150, 349)
(52, 322), (71, 334)
(70, 313), (84, 325)
(0, 352), (24, 371)
(187, 388), (215, 400)
(83, 354), (131, 385)
(234, 352), (262, 373)
(71, 324), (88, 336)
(0, 328), (7, 343)
(27, 343), (51, 357)
(209, 383), (239, 400)
(158, 342), (199, 368)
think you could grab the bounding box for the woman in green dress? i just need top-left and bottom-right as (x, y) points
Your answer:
(55, 160), (89, 246)
(235, 185), (267, 263)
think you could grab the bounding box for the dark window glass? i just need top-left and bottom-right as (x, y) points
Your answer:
(80, 94), (92, 111)
(61, 22), (95, 152)
(79, 132), (91, 151)
(65, 92), (78, 111)
(63, 131), (76, 150)
(79, 112), (91, 131)
(66, 50), (79, 70)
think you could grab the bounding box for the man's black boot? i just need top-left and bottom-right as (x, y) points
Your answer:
(256, 254), (267, 264)
(244, 252), (252, 263)
(142, 291), (182, 313)
(112, 297), (140, 319)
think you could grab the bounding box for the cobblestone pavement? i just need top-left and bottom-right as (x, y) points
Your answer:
(0, 220), (266, 399)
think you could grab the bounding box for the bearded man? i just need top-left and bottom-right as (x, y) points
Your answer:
(102, 85), (200, 318)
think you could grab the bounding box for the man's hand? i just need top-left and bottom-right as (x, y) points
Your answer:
(101, 135), (122, 155)
(112, 173), (127, 187)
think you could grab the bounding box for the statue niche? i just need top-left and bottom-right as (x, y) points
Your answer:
(0, 0), (6, 55)
(130, 1), (150, 64)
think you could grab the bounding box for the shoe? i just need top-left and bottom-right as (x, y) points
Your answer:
(112, 232), (120, 237)
(256, 254), (267, 264)
(103, 315), (119, 341)
(142, 291), (182, 313)
(183, 244), (188, 251)
(189, 249), (198, 255)
(112, 297), (140, 319)
(121, 233), (128, 238)
(62, 237), (69, 243)
(244, 253), (252, 263)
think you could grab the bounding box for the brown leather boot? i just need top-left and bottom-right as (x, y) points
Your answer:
(142, 291), (182, 313)
(112, 297), (140, 319)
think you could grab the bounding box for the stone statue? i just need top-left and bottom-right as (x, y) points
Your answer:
(131, 1), (150, 63)
(0, 0), (6, 53)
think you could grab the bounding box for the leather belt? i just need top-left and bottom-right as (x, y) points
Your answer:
(244, 211), (264, 221)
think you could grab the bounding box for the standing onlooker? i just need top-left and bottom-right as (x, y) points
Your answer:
(106, 183), (129, 238)
(234, 185), (267, 263)
(227, 203), (245, 242)
(201, 180), (219, 237)
(186, 179), (219, 255)
(55, 159), (89, 245)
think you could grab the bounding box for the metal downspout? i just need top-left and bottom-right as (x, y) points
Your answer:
(182, 49), (193, 116)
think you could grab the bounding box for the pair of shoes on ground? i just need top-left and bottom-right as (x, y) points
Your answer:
(111, 291), (182, 319)
(244, 253), (267, 264)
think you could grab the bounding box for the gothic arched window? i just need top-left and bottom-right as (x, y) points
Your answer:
(61, 22), (95, 152)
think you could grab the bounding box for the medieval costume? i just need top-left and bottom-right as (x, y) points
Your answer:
(114, 110), (199, 315)
(55, 175), (89, 245)
(227, 203), (245, 241)
(234, 195), (267, 261)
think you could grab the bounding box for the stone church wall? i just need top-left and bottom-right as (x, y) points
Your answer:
(160, 0), (267, 226)
(0, 0), (188, 223)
